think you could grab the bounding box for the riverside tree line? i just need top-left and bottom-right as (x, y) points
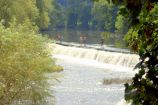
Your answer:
(49, 0), (129, 34)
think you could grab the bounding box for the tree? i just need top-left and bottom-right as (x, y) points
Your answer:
(36, 0), (54, 30)
(51, 0), (119, 31)
(108, 0), (158, 104)
(92, 0), (118, 31)
(77, 0), (93, 30)
(0, 20), (62, 105)
(0, 1), (62, 104)
(50, 0), (66, 28)
(0, 0), (53, 29)
(115, 8), (130, 34)
(0, 0), (39, 26)
(52, 0), (93, 30)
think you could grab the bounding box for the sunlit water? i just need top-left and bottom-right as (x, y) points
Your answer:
(49, 55), (135, 105)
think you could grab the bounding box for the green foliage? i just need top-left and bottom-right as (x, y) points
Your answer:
(0, 0), (39, 27)
(50, 1), (66, 28)
(92, 0), (118, 31)
(101, 31), (127, 48)
(36, 0), (54, 29)
(65, 0), (92, 29)
(116, 1), (158, 104)
(50, 0), (118, 31)
(0, 0), (62, 104)
(0, 0), (53, 29)
(115, 12), (129, 34)
(77, 1), (92, 30)
(0, 21), (60, 105)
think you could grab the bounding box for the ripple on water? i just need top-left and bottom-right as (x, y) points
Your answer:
(49, 55), (135, 105)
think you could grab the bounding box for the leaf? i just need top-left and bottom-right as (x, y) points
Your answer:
(133, 61), (143, 70)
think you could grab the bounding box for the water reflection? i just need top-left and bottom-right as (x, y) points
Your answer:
(42, 29), (127, 48)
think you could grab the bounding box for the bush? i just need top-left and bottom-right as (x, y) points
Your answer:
(124, 3), (158, 105)
(0, 21), (61, 105)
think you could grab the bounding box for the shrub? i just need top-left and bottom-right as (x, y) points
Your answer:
(0, 21), (60, 105)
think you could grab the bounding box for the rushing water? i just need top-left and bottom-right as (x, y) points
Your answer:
(46, 44), (138, 105)
(53, 44), (139, 68)
(48, 54), (136, 105)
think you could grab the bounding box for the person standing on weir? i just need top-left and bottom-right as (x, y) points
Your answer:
(80, 35), (87, 47)
(56, 34), (63, 44)
(100, 36), (104, 49)
(80, 36), (83, 46)
(83, 36), (87, 47)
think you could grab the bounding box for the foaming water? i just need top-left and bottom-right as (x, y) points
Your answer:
(49, 44), (137, 105)
(116, 99), (131, 105)
(54, 54), (136, 73)
(53, 44), (139, 68)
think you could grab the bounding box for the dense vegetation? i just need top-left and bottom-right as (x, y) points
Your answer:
(108, 0), (158, 104)
(50, 0), (128, 33)
(46, 0), (130, 49)
(0, 0), (54, 29)
(0, 0), (62, 104)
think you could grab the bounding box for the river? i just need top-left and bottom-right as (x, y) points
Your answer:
(48, 53), (137, 105)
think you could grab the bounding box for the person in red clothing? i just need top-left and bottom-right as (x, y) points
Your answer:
(56, 34), (63, 44)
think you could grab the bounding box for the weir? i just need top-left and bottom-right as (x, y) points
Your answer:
(50, 44), (137, 105)
(55, 41), (131, 53)
(53, 44), (139, 68)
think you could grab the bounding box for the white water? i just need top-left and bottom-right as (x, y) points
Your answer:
(53, 44), (139, 68)
(48, 44), (139, 105)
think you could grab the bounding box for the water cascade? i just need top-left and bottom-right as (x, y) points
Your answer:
(49, 44), (139, 105)
(53, 44), (139, 68)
